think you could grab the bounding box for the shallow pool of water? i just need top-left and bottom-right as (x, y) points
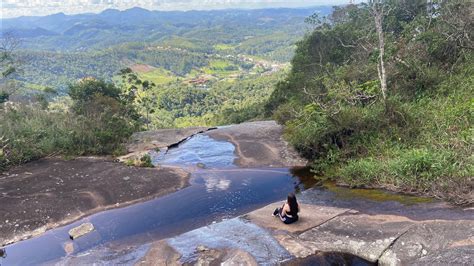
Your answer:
(323, 181), (433, 205)
(0, 168), (315, 265)
(151, 134), (236, 168)
(0, 134), (434, 265)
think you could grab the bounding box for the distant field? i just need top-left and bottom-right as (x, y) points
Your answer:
(138, 68), (176, 85)
(203, 60), (240, 77)
(214, 44), (235, 51)
(130, 64), (156, 73)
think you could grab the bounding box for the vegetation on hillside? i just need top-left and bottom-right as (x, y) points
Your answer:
(4, 8), (302, 127)
(0, 79), (140, 171)
(1, 7), (328, 92)
(118, 67), (281, 129)
(266, 0), (473, 205)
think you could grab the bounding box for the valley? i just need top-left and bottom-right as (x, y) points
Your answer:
(0, 2), (472, 265)
(2, 7), (328, 128)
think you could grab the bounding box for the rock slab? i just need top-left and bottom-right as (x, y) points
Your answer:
(206, 121), (307, 167)
(379, 220), (474, 265)
(69, 223), (95, 240)
(244, 203), (349, 234)
(0, 157), (189, 246)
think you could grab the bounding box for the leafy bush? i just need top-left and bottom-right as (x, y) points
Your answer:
(0, 79), (140, 171)
(139, 154), (154, 168)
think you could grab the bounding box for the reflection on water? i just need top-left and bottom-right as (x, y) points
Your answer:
(323, 181), (433, 205)
(289, 167), (320, 192)
(290, 167), (433, 205)
(203, 172), (232, 192)
(0, 168), (311, 265)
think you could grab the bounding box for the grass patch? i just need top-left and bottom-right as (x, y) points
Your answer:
(138, 68), (176, 85)
(203, 60), (240, 77)
(214, 43), (235, 51)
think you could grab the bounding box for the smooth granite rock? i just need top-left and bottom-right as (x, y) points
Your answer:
(244, 203), (349, 234)
(68, 222), (94, 240)
(206, 121), (307, 167)
(282, 213), (414, 262)
(379, 220), (474, 265)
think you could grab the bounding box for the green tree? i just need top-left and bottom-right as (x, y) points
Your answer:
(119, 68), (157, 130)
(0, 32), (20, 104)
(68, 78), (140, 154)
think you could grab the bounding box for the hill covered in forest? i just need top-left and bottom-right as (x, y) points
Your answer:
(265, 1), (473, 204)
(0, 6), (330, 170)
(2, 7), (331, 91)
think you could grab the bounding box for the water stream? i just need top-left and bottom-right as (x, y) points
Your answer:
(0, 132), (431, 265)
(0, 135), (318, 265)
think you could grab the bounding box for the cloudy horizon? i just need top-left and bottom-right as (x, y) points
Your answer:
(1, 0), (359, 19)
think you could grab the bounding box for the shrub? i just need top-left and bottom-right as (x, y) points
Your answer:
(0, 79), (141, 171)
(139, 154), (154, 168)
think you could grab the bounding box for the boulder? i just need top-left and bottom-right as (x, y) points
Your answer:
(68, 223), (94, 240)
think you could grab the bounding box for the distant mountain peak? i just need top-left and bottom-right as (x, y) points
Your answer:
(101, 9), (121, 15)
(48, 12), (67, 18)
(124, 7), (152, 13)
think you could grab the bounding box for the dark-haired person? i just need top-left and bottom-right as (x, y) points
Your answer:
(273, 193), (300, 224)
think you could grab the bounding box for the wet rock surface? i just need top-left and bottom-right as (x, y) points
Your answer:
(121, 127), (215, 163)
(189, 248), (258, 266)
(136, 188), (473, 265)
(206, 121), (307, 168)
(136, 240), (181, 265)
(61, 242), (152, 265)
(0, 157), (189, 246)
(167, 218), (292, 264)
(126, 127), (214, 154)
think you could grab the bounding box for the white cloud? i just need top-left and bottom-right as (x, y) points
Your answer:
(1, 0), (357, 18)
(205, 175), (231, 192)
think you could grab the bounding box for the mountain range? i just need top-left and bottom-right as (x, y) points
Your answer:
(1, 7), (332, 51)
(1, 6), (333, 92)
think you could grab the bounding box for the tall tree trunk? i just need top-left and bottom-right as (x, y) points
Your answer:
(372, 3), (388, 106)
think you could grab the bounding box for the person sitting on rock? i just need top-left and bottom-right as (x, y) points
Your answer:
(273, 192), (299, 224)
